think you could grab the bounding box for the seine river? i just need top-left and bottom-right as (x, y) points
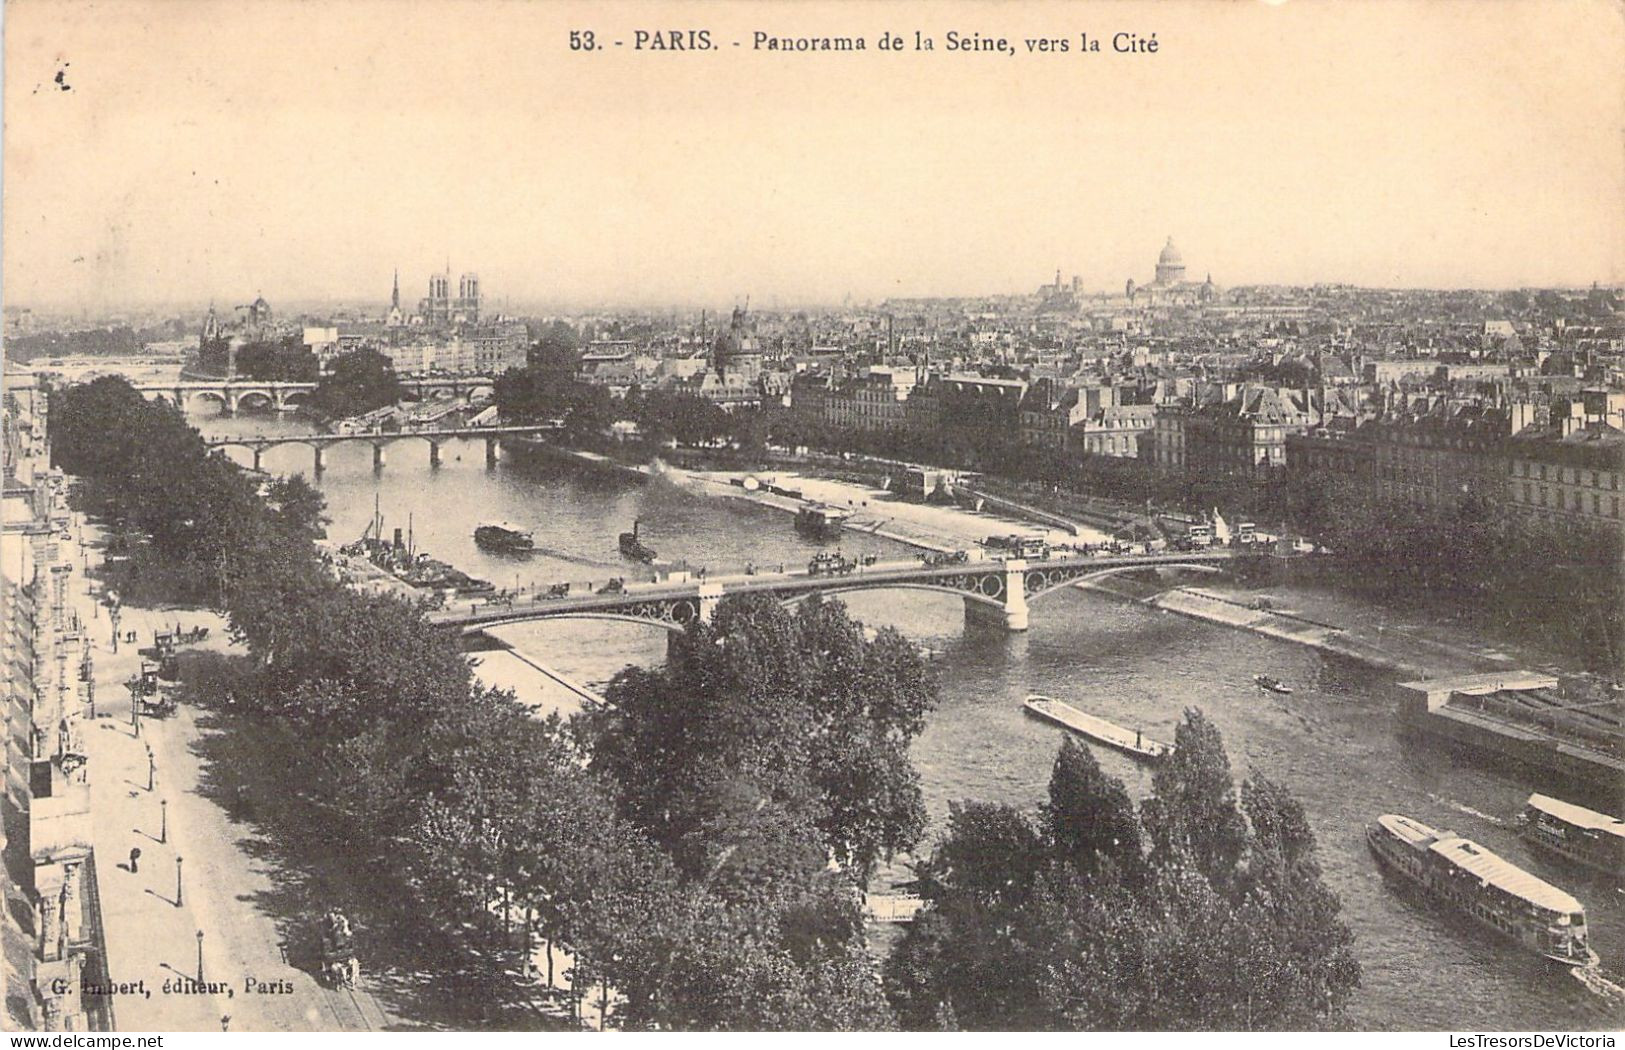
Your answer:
(196, 412), (1622, 1030)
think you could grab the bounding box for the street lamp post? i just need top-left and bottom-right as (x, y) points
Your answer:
(160, 800), (168, 844)
(175, 856), (184, 908)
(196, 929), (205, 985)
(126, 678), (141, 734)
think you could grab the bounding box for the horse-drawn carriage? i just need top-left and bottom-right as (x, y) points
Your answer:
(316, 910), (359, 989)
(126, 664), (178, 718)
(138, 691), (178, 719)
(135, 642), (182, 681)
(155, 625), (210, 647)
(808, 551), (856, 577)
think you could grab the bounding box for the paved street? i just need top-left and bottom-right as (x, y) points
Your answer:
(74, 524), (389, 1031)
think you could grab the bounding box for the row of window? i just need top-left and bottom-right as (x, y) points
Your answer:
(1514, 460), (1620, 490)
(1515, 483), (1622, 518)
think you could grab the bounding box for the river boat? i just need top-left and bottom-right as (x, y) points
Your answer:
(619, 519), (658, 563)
(1022, 695), (1172, 761)
(342, 498), (495, 595)
(1365, 813), (1597, 967)
(1517, 794), (1625, 879)
(795, 503), (852, 540)
(474, 521), (535, 553)
(1254, 674), (1293, 695)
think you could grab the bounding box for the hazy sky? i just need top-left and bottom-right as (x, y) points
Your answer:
(4, 0), (1622, 310)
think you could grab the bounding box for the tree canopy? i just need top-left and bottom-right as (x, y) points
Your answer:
(309, 348), (404, 419)
(885, 714), (1360, 1031)
(587, 594), (936, 883)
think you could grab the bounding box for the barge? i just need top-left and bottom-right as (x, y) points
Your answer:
(795, 502), (853, 541)
(1022, 695), (1171, 761)
(1517, 794), (1625, 879)
(1366, 813), (1596, 967)
(474, 521), (535, 553)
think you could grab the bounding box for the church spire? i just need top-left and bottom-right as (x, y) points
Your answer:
(391, 268), (400, 310)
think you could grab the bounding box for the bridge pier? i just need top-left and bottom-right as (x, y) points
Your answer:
(697, 581), (725, 623)
(372, 444), (387, 470)
(312, 446), (326, 474)
(428, 441), (442, 469)
(485, 437), (501, 467)
(963, 559), (1029, 632)
(251, 448), (263, 472)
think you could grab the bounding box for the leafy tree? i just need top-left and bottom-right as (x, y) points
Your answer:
(886, 712), (1360, 1031)
(235, 335), (318, 382)
(588, 594), (935, 881)
(309, 348), (402, 419)
(527, 320), (581, 367)
(263, 474), (329, 542)
(1042, 737), (1146, 887)
(615, 892), (893, 1031)
(1139, 708), (1250, 893)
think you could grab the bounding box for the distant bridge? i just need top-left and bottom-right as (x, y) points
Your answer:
(429, 550), (1245, 639)
(133, 375), (495, 415)
(205, 424), (556, 472)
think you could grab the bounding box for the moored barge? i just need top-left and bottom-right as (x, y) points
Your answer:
(795, 503), (853, 540)
(474, 521), (536, 553)
(1022, 695), (1172, 761)
(1517, 794), (1625, 879)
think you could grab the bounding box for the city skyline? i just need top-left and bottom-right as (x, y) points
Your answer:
(4, 0), (1623, 310)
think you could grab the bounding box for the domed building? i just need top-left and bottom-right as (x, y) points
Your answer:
(1127, 237), (1218, 306)
(1153, 237), (1186, 287)
(712, 305), (763, 379)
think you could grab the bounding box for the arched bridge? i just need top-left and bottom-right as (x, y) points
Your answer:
(205, 424), (558, 472)
(133, 375), (495, 415)
(428, 549), (1246, 640)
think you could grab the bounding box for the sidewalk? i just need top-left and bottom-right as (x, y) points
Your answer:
(81, 598), (236, 1031)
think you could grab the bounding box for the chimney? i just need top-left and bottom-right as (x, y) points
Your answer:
(1508, 400), (1536, 436)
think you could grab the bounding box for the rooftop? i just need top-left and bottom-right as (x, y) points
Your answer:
(1429, 836), (1584, 915)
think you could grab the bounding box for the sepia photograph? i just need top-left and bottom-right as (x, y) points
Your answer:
(2, 0), (1622, 1038)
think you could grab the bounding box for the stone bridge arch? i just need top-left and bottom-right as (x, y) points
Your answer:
(233, 389), (277, 413)
(186, 389), (230, 414)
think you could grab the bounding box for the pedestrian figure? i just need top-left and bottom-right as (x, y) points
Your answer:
(128, 847), (141, 874)
(220, 1015), (231, 1032)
